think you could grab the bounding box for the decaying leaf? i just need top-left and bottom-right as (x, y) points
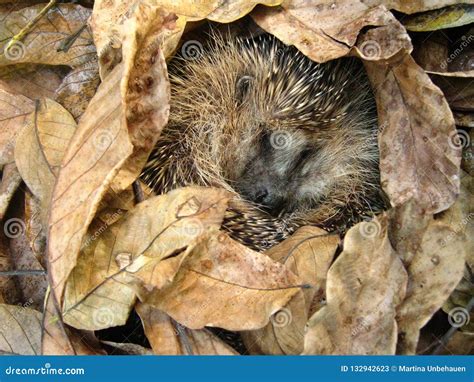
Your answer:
(62, 187), (230, 330)
(391, 208), (468, 354)
(366, 54), (461, 214)
(102, 341), (153, 355)
(0, 303), (42, 355)
(253, 1), (411, 63)
(242, 226), (339, 354)
(403, 4), (474, 31)
(430, 71), (474, 112)
(0, 88), (34, 167)
(48, 3), (171, 306)
(136, 303), (238, 355)
(0, 64), (66, 100)
(304, 216), (408, 354)
(14, 98), (77, 218)
(0, 0), (471, 358)
(0, 4), (95, 68)
(143, 231), (302, 331)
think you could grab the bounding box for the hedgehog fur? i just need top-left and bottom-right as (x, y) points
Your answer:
(141, 33), (384, 250)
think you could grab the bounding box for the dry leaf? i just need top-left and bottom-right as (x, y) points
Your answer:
(253, 1), (411, 63)
(14, 98), (77, 218)
(0, 88), (34, 167)
(386, 1), (467, 14)
(62, 187), (230, 331)
(91, 0), (185, 79)
(0, 64), (66, 100)
(392, 213), (468, 353)
(0, 304), (41, 355)
(0, 4), (95, 68)
(304, 216), (408, 354)
(143, 231), (302, 331)
(136, 303), (238, 355)
(242, 226), (339, 354)
(403, 4), (474, 31)
(102, 340), (153, 355)
(430, 72), (474, 112)
(366, 54), (461, 214)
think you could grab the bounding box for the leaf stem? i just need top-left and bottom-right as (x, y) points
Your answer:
(6, 0), (58, 51)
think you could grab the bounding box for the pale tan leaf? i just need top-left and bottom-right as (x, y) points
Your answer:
(143, 231), (302, 331)
(0, 64), (66, 100)
(0, 4), (95, 68)
(62, 187), (230, 331)
(136, 303), (238, 355)
(366, 54), (461, 214)
(403, 4), (474, 31)
(304, 216), (408, 354)
(0, 88), (34, 167)
(253, 1), (411, 63)
(48, 2), (171, 305)
(393, 216), (468, 354)
(14, 98), (76, 215)
(242, 226), (339, 354)
(42, 287), (106, 356)
(0, 304), (41, 355)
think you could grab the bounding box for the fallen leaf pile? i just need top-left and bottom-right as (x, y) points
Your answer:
(0, 0), (472, 355)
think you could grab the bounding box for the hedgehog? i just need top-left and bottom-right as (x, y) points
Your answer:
(141, 33), (384, 251)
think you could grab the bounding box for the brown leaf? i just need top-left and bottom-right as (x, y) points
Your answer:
(366, 54), (461, 214)
(392, 213), (468, 354)
(14, 98), (77, 220)
(402, 4), (474, 31)
(304, 216), (408, 354)
(136, 303), (238, 355)
(102, 341), (153, 355)
(143, 231), (302, 331)
(62, 187), (230, 331)
(0, 88), (34, 167)
(242, 226), (339, 354)
(386, 1), (466, 14)
(253, 1), (411, 63)
(0, 304), (42, 355)
(55, 62), (101, 120)
(48, 2), (171, 306)
(430, 72), (474, 112)
(0, 64), (66, 100)
(42, 289), (105, 355)
(0, 4), (95, 68)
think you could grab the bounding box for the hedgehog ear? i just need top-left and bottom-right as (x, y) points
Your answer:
(235, 75), (254, 105)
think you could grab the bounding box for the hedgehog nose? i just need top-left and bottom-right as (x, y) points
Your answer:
(254, 188), (269, 204)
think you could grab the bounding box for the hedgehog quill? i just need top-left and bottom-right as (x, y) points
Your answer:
(142, 34), (384, 250)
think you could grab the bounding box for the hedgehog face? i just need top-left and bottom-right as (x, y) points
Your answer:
(235, 128), (317, 214)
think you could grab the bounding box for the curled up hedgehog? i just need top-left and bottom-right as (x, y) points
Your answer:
(141, 33), (384, 251)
